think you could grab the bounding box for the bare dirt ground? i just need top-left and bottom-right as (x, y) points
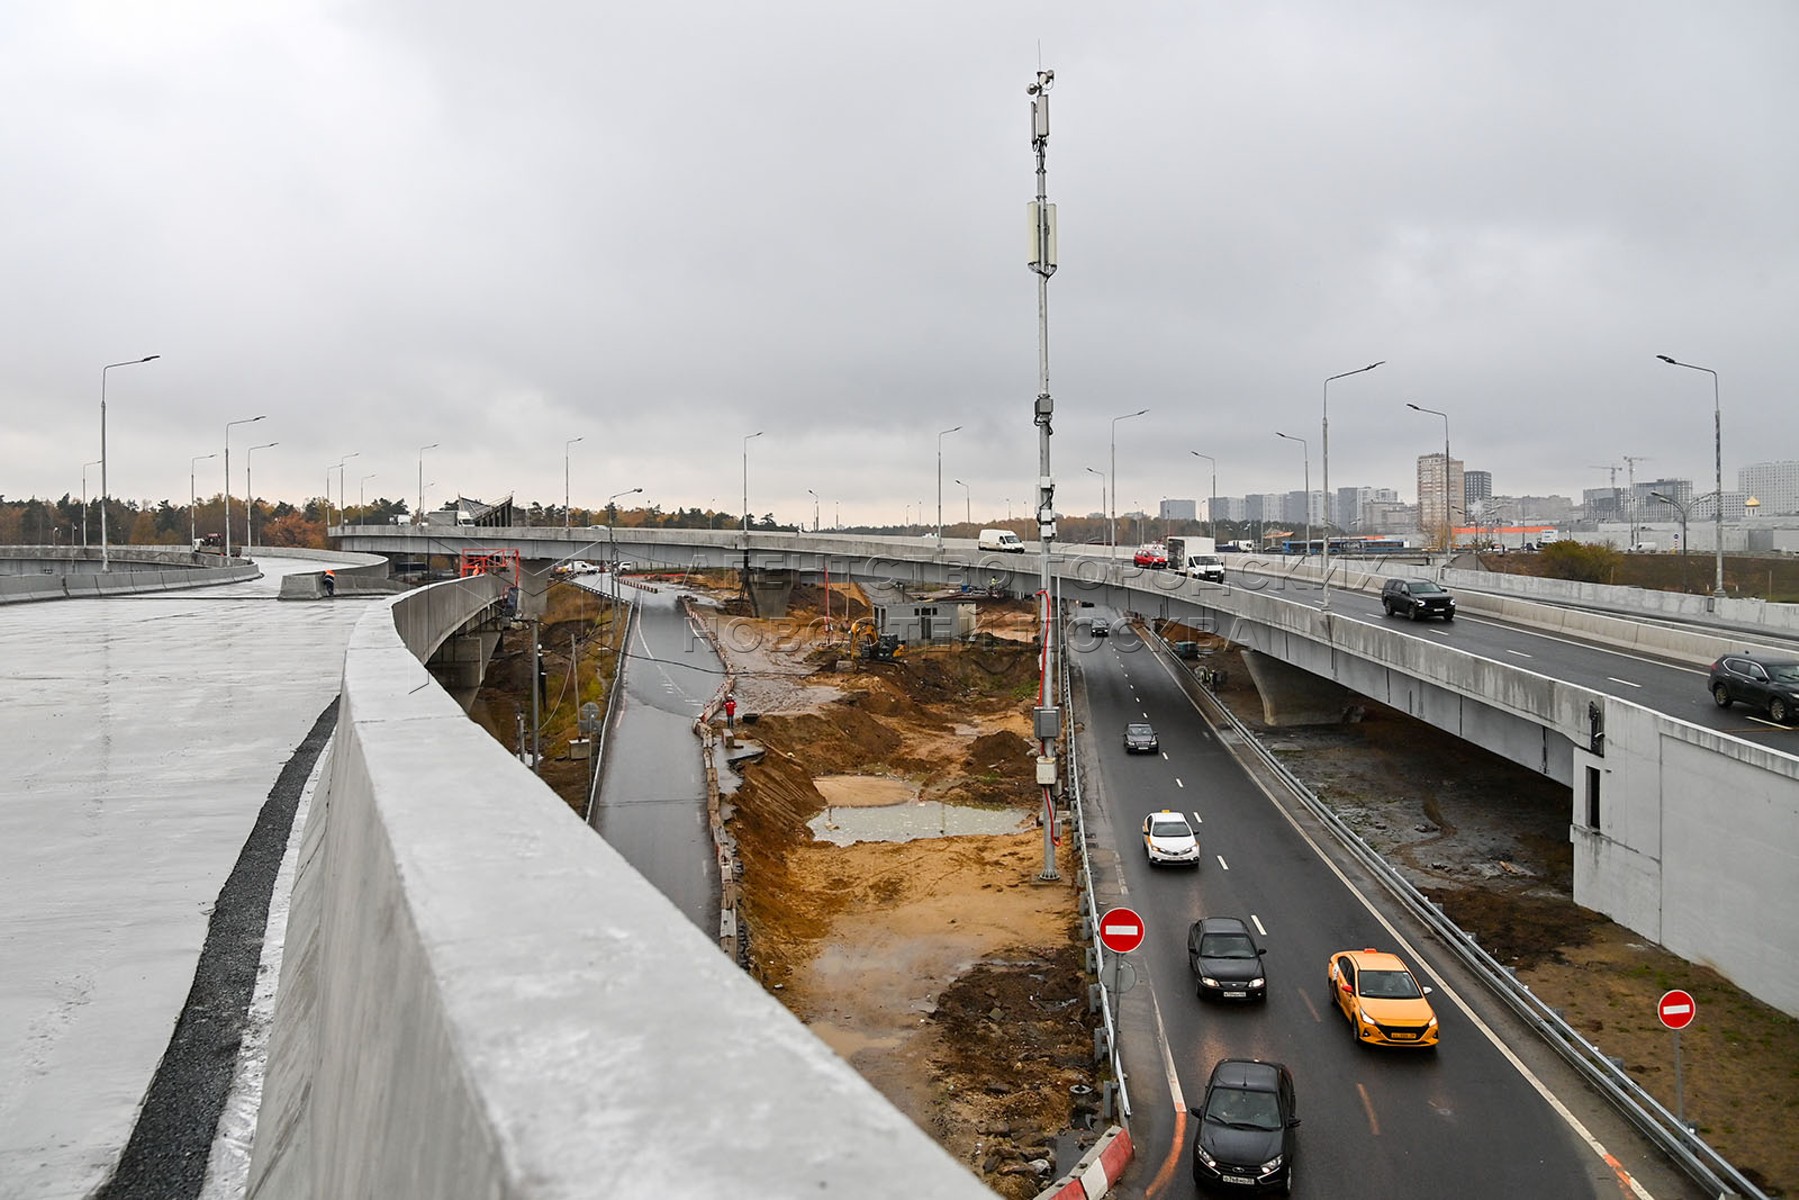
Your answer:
(1182, 628), (1799, 1197)
(706, 583), (1105, 1197)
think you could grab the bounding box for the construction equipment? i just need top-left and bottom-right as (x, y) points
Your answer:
(847, 619), (905, 662)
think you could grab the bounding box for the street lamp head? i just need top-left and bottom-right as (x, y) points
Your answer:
(1656, 354), (1677, 364)
(1365, 361), (1385, 371)
(1405, 402), (1422, 412)
(140, 355), (160, 363)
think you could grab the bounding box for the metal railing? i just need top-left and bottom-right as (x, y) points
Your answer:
(1161, 632), (1763, 1200)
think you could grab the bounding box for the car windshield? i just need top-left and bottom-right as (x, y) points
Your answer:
(1199, 933), (1257, 960)
(1150, 817), (1191, 839)
(1410, 581), (1445, 594)
(1204, 1086), (1282, 1131)
(1360, 968), (1424, 999)
(1127, 724), (1153, 737)
(1767, 662), (1799, 684)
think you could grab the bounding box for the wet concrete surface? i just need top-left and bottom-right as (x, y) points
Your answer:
(587, 586), (723, 936)
(0, 556), (371, 1199)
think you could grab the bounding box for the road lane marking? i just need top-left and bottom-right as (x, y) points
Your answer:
(1251, 914), (1267, 936)
(1216, 855), (1229, 870)
(1506, 648), (1533, 658)
(1357, 1083), (1381, 1135)
(1191, 811), (1203, 827)
(1175, 778), (1184, 788)
(1606, 677), (1643, 688)
(1144, 648), (1660, 1200)
(1297, 987), (1321, 1023)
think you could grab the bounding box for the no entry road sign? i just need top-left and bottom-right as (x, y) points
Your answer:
(1097, 906), (1145, 955)
(1658, 989), (1697, 1030)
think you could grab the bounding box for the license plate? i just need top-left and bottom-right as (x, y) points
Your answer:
(1221, 1175), (1256, 1185)
(1389, 1032), (1416, 1040)
(1223, 991), (1246, 998)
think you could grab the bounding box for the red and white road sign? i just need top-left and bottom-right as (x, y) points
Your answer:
(1657, 989), (1697, 1030)
(1097, 906), (1145, 955)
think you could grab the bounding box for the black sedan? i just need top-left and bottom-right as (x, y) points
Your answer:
(1189, 1058), (1298, 1193)
(1123, 722), (1159, 753)
(1186, 917), (1267, 1001)
(1709, 651), (1799, 723)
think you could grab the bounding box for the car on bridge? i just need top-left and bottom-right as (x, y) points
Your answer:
(1142, 810), (1200, 867)
(1708, 651), (1799, 723)
(1187, 917), (1267, 1001)
(1327, 948), (1439, 1048)
(1188, 1058), (1298, 1194)
(1380, 577), (1456, 622)
(1133, 543), (1168, 568)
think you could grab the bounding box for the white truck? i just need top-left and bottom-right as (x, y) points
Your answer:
(1165, 536), (1224, 581)
(978, 529), (1027, 554)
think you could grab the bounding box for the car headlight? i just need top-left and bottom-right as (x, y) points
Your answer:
(1249, 977), (1265, 988)
(1260, 1155), (1284, 1173)
(1195, 1145), (1217, 1169)
(1427, 1016), (1438, 1029)
(1360, 1010), (1376, 1025)
(1201, 976), (1220, 988)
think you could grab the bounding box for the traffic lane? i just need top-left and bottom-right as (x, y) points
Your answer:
(588, 588), (721, 934)
(1078, 632), (1615, 1199)
(1233, 581), (1799, 748)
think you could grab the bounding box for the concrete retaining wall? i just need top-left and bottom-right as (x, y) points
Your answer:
(248, 576), (990, 1199)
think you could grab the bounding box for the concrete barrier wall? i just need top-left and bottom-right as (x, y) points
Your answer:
(248, 578), (990, 1199)
(1574, 700), (1799, 1015)
(0, 560), (260, 604)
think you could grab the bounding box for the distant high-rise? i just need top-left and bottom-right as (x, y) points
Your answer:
(1739, 461), (1799, 515)
(1417, 453), (1464, 546)
(1159, 498), (1197, 521)
(1464, 470), (1492, 509)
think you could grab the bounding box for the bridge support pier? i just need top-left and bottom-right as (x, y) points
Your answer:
(745, 568), (795, 617)
(1240, 648), (1359, 727)
(428, 629), (500, 711)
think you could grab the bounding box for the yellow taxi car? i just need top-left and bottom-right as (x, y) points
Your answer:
(1326, 948), (1439, 1048)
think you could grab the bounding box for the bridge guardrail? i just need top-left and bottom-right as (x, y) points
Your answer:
(1148, 628), (1765, 1200)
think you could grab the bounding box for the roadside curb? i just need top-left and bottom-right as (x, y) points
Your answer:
(1033, 1124), (1132, 1199)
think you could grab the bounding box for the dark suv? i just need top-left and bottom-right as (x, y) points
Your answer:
(1189, 1059), (1298, 1193)
(1709, 652), (1799, 724)
(1380, 577), (1455, 622)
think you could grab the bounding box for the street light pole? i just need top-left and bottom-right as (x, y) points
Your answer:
(606, 487), (643, 627)
(1085, 467), (1107, 543)
(1657, 355), (1727, 599)
(190, 453), (217, 548)
(1189, 451), (1217, 543)
(807, 488), (819, 533)
(1651, 490), (1697, 591)
(417, 443), (439, 527)
(936, 425), (961, 543)
(1405, 403), (1453, 556)
(954, 478), (971, 527)
(1321, 361), (1383, 608)
(246, 442), (278, 548)
(564, 436), (583, 529)
(99, 354), (161, 571)
(742, 431), (763, 574)
(1109, 408), (1148, 558)
(360, 473), (378, 519)
(82, 459), (102, 549)
(332, 453), (359, 541)
(224, 414), (267, 559)
(1275, 433), (1310, 556)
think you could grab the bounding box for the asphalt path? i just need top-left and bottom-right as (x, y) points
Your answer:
(1068, 607), (1709, 1200)
(1168, 565), (1799, 752)
(584, 582), (721, 934)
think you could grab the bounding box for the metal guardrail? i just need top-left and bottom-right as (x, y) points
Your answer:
(1059, 599), (1133, 1122)
(1164, 633), (1763, 1200)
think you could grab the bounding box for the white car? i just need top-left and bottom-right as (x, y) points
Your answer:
(1142, 810), (1201, 867)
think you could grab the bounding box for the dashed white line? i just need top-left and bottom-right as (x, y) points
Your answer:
(1215, 855), (1229, 870)
(1251, 914), (1267, 936)
(1191, 811), (1203, 827)
(1606, 677), (1643, 689)
(1506, 648), (1533, 658)
(1175, 778), (1185, 789)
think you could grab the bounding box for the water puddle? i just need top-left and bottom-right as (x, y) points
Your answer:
(809, 800), (1032, 845)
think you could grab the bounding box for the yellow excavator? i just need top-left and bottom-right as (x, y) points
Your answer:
(846, 618), (905, 662)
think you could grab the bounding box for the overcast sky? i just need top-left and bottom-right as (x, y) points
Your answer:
(3, 2), (1793, 528)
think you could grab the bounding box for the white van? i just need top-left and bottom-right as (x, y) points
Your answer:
(978, 529), (1027, 553)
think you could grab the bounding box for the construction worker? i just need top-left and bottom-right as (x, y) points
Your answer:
(322, 569), (336, 597)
